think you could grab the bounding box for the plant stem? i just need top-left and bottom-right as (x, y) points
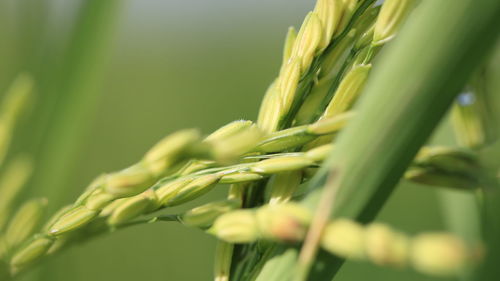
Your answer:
(31, 0), (122, 211)
(477, 42), (500, 281)
(30, 1), (122, 280)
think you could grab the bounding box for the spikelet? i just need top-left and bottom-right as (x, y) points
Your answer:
(304, 144), (334, 162)
(10, 236), (54, 269)
(155, 177), (194, 205)
(308, 111), (354, 134)
(180, 200), (239, 229)
(364, 223), (409, 267)
(322, 64), (371, 118)
(314, 0), (345, 50)
(373, 0), (415, 46)
(451, 89), (496, 149)
(268, 171), (303, 205)
(220, 172), (264, 184)
(278, 58), (302, 118)
(251, 156), (315, 174)
(107, 189), (159, 226)
(321, 219), (365, 259)
(5, 198), (47, 249)
(282, 27), (297, 65)
(209, 209), (259, 243)
(257, 80), (281, 133)
(289, 12), (323, 71)
(165, 174), (221, 206)
(255, 125), (314, 153)
(0, 74), (34, 166)
(104, 163), (155, 198)
(207, 124), (263, 163)
(205, 120), (253, 143)
(0, 157), (33, 231)
(143, 129), (201, 167)
(334, 0), (359, 37)
(255, 203), (311, 242)
(48, 206), (98, 236)
(411, 233), (469, 276)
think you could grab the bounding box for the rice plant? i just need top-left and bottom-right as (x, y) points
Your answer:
(0, 0), (499, 280)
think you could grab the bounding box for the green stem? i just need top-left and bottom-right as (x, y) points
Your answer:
(29, 1), (122, 280)
(477, 42), (500, 281)
(30, 0), (122, 212)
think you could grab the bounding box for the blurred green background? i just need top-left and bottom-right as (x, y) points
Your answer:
(0, 0), (482, 280)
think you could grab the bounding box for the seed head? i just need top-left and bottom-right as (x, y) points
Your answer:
(209, 210), (259, 243)
(167, 174), (221, 206)
(411, 233), (468, 276)
(220, 172), (264, 184)
(364, 223), (409, 267)
(108, 189), (159, 226)
(48, 206), (98, 236)
(143, 129), (200, 164)
(282, 27), (297, 65)
(104, 164), (155, 198)
(318, 30), (356, 80)
(321, 219), (365, 259)
(255, 125), (314, 153)
(305, 144), (334, 162)
(314, 0), (344, 50)
(255, 203), (311, 242)
(268, 171), (303, 205)
(5, 198), (47, 249)
(155, 177), (193, 206)
(99, 198), (127, 217)
(0, 156), (33, 231)
(0, 74), (34, 166)
(209, 124), (263, 163)
(178, 160), (217, 176)
(279, 58), (302, 116)
(180, 199), (240, 229)
(451, 90), (495, 149)
(308, 111), (354, 135)
(10, 236), (54, 268)
(257, 79), (281, 133)
(85, 191), (115, 211)
(322, 64), (371, 118)
(373, 0), (415, 46)
(414, 146), (479, 176)
(42, 205), (73, 233)
(334, 0), (359, 37)
(251, 156), (315, 174)
(404, 167), (479, 190)
(290, 12), (323, 71)
(205, 120), (253, 143)
(74, 174), (106, 205)
(294, 77), (332, 124)
(143, 129), (201, 175)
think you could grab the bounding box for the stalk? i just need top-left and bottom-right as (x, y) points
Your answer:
(439, 38), (500, 281)
(29, 1), (122, 280)
(30, 0), (122, 210)
(476, 42), (500, 281)
(255, 0), (500, 280)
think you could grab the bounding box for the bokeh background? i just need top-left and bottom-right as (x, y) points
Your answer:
(0, 0), (489, 280)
